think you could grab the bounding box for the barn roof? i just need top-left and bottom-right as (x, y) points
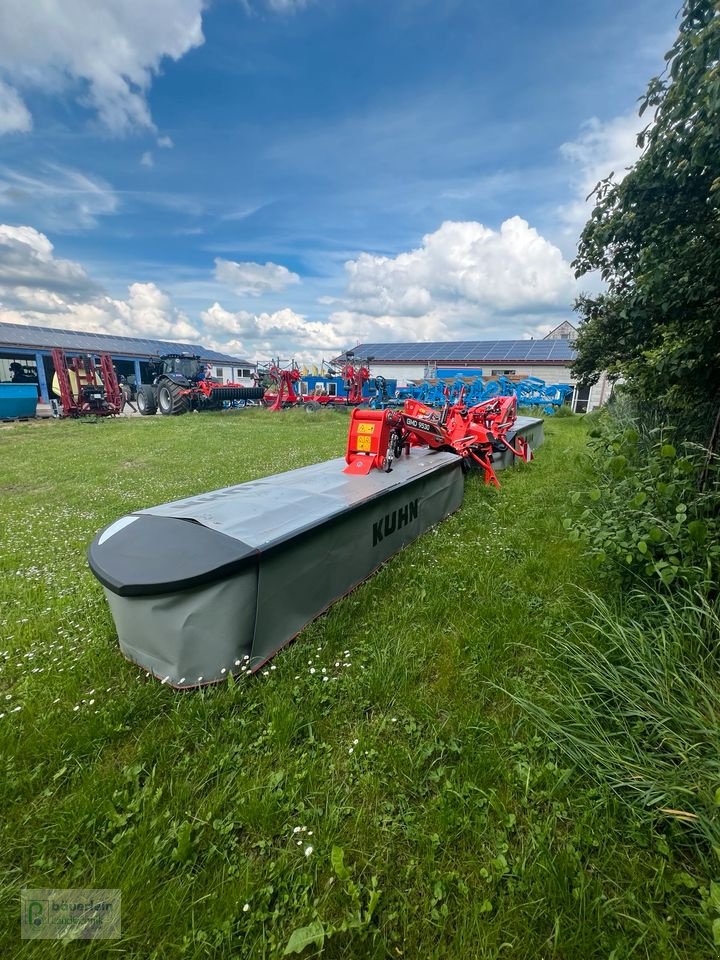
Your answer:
(0, 321), (253, 367)
(335, 339), (576, 365)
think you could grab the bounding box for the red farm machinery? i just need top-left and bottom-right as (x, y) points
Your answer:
(136, 354), (264, 416)
(51, 349), (122, 417)
(344, 389), (532, 488)
(260, 356), (371, 412)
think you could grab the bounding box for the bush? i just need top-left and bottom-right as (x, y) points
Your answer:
(552, 404), (574, 418)
(567, 420), (720, 590)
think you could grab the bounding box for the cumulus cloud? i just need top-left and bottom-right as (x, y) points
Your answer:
(214, 258), (301, 296)
(200, 218), (579, 360)
(0, 0), (205, 134)
(0, 164), (118, 230)
(0, 222), (198, 342)
(0, 224), (98, 305)
(0, 79), (32, 135)
(558, 113), (643, 233)
(140, 151), (154, 168)
(344, 217), (575, 318)
(202, 302), (338, 348)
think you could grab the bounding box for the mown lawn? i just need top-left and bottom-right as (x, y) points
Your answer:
(0, 410), (711, 958)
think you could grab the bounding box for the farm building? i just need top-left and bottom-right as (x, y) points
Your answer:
(0, 321), (256, 404)
(336, 324), (610, 412)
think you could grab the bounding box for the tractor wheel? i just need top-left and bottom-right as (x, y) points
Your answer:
(305, 400), (321, 413)
(137, 387), (157, 416)
(157, 381), (190, 416)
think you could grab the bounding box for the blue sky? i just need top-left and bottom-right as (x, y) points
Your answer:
(0, 0), (679, 363)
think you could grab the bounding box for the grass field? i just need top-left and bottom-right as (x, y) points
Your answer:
(0, 410), (712, 958)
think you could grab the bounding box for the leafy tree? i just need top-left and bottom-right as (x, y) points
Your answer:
(572, 0), (720, 442)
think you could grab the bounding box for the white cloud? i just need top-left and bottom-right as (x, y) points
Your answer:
(157, 135), (174, 148)
(140, 151), (154, 168)
(265, 0), (309, 10)
(0, 164), (118, 230)
(202, 302), (337, 348)
(0, 223), (198, 342)
(0, 79), (32, 135)
(202, 218), (578, 361)
(343, 217), (575, 316)
(0, 224), (97, 304)
(559, 113), (643, 233)
(214, 258), (301, 296)
(0, 0), (205, 134)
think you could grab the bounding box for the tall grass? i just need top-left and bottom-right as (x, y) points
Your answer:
(509, 587), (720, 850)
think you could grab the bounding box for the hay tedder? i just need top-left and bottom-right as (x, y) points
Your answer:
(260, 357), (371, 411)
(345, 389), (531, 488)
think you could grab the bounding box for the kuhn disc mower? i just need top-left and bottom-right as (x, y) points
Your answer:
(89, 383), (542, 688)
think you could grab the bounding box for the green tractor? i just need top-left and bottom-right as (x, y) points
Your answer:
(136, 354), (263, 416)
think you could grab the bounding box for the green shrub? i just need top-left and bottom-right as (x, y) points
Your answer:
(552, 404), (574, 418)
(567, 421), (720, 590)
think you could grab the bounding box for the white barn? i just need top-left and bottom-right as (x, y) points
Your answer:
(337, 325), (610, 412)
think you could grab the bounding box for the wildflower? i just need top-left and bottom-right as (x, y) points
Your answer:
(243, 903), (250, 913)
(304, 845), (313, 857)
(221, 668), (227, 674)
(353, 738), (359, 745)
(309, 668), (316, 674)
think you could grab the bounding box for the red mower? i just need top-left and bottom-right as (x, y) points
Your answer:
(344, 388), (532, 487)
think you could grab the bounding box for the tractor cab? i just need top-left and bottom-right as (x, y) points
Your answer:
(154, 354), (205, 386)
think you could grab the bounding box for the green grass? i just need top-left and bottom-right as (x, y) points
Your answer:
(0, 410), (713, 957)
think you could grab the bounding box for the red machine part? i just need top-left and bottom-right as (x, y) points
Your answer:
(263, 363), (301, 411)
(344, 391), (531, 487)
(51, 349), (122, 417)
(340, 361), (371, 404)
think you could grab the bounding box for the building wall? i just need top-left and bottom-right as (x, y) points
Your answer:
(209, 363), (256, 385)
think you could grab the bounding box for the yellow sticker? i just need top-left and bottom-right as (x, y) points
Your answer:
(357, 422), (375, 434)
(356, 435), (372, 451)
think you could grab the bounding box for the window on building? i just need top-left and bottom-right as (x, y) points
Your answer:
(241, 368), (253, 378)
(215, 367), (224, 378)
(0, 357), (38, 384)
(326, 383), (337, 396)
(491, 369), (516, 376)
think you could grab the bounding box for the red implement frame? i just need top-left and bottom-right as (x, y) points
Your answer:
(344, 389), (531, 487)
(263, 363), (301, 411)
(51, 349), (122, 417)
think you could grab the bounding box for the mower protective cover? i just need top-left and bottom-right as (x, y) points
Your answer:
(88, 448), (464, 687)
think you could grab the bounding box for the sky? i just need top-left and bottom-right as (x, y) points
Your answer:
(0, 0), (680, 364)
